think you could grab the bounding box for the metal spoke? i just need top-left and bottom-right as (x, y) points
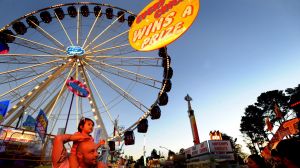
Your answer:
(29, 77), (66, 116)
(0, 66), (59, 99)
(84, 60), (149, 113)
(83, 14), (125, 50)
(28, 20), (65, 49)
(87, 58), (162, 89)
(86, 55), (162, 67)
(8, 34), (65, 53)
(47, 62), (76, 117)
(0, 53), (66, 59)
(0, 72), (45, 85)
(85, 43), (130, 55)
(76, 7), (82, 45)
(12, 41), (61, 55)
(4, 62), (73, 125)
(85, 67), (115, 126)
(49, 91), (70, 134)
(75, 62), (79, 125)
(80, 63), (108, 139)
(81, 9), (102, 48)
(0, 59), (63, 75)
(88, 30), (129, 51)
(54, 12), (74, 46)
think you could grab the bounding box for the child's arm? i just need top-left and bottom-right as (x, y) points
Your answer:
(96, 139), (106, 149)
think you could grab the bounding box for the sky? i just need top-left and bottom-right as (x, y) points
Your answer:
(1, 0), (300, 160)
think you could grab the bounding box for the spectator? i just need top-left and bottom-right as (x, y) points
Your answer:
(246, 154), (267, 168)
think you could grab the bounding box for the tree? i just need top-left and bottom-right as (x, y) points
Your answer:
(255, 90), (289, 123)
(240, 105), (267, 154)
(150, 149), (160, 159)
(286, 84), (300, 117)
(222, 133), (247, 163)
(137, 156), (145, 167)
(240, 87), (300, 154)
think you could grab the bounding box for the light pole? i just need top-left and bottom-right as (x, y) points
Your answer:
(159, 146), (169, 151)
(159, 146), (175, 160)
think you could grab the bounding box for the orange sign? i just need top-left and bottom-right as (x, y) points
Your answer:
(129, 0), (200, 51)
(261, 118), (300, 159)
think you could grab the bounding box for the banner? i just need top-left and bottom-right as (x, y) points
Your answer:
(208, 140), (233, 153)
(0, 100), (10, 123)
(35, 110), (48, 143)
(265, 117), (273, 131)
(274, 102), (283, 118)
(261, 118), (300, 158)
(22, 115), (36, 131)
(185, 141), (209, 158)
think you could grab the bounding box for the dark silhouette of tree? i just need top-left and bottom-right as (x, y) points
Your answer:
(240, 104), (266, 153)
(286, 84), (300, 117)
(240, 87), (300, 153)
(222, 133), (247, 163)
(255, 90), (289, 122)
(150, 149), (160, 159)
(136, 156), (145, 167)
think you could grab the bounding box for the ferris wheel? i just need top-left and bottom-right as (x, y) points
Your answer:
(0, 2), (173, 145)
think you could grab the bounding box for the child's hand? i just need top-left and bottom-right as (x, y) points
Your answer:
(70, 133), (91, 142)
(98, 139), (106, 146)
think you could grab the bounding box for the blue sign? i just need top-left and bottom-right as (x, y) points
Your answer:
(66, 46), (85, 56)
(22, 115), (36, 131)
(0, 100), (10, 122)
(66, 78), (90, 98)
(35, 110), (48, 143)
(69, 82), (89, 97)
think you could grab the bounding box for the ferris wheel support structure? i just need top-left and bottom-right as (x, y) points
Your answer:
(80, 63), (108, 139)
(4, 61), (73, 126)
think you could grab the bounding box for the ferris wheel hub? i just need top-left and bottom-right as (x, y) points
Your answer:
(66, 46), (85, 56)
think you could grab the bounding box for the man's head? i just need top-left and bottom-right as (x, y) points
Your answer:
(76, 141), (98, 167)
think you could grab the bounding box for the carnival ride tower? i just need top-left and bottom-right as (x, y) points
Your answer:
(184, 94), (200, 145)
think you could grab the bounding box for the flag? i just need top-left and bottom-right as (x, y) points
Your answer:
(274, 102), (283, 119)
(0, 100), (10, 123)
(22, 115), (36, 131)
(35, 110), (48, 143)
(265, 117), (273, 131)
